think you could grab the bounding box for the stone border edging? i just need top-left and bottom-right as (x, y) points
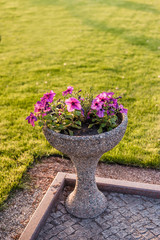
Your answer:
(65, 173), (160, 199)
(19, 172), (160, 240)
(19, 172), (66, 240)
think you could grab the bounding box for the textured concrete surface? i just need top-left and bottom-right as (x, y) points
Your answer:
(43, 113), (128, 218)
(43, 113), (128, 158)
(65, 155), (107, 218)
(37, 189), (160, 240)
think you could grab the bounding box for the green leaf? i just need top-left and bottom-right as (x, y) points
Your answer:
(75, 120), (81, 126)
(110, 116), (117, 124)
(59, 124), (65, 130)
(88, 123), (94, 129)
(50, 122), (56, 126)
(38, 122), (44, 127)
(43, 114), (52, 120)
(65, 115), (73, 119)
(92, 119), (96, 122)
(54, 129), (61, 133)
(51, 116), (57, 121)
(75, 110), (81, 116)
(100, 123), (106, 128)
(68, 129), (73, 136)
(64, 120), (70, 124)
(72, 125), (81, 129)
(97, 127), (103, 134)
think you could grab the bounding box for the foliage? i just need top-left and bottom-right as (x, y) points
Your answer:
(26, 87), (127, 135)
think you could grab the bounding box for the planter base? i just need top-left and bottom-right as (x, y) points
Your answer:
(43, 113), (128, 219)
(65, 189), (107, 218)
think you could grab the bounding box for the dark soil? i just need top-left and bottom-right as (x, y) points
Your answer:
(71, 124), (99, 136)
(70, 113), (123, 136)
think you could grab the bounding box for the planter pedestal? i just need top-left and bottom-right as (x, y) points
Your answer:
(43, 113), (128, 218)
(66, 155), (107, 218)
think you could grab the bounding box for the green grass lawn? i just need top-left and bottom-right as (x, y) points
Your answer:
(0, 0), (160, 205)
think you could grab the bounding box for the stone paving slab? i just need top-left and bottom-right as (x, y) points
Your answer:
(37, 187), (160, 240)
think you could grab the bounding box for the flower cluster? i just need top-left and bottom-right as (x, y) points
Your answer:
(26, 87), (128, 135)
(26, 90), (56, 126)
(90, 92), (127, 118)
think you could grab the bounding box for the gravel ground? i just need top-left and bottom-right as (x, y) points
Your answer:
(0, 156), (160, 240)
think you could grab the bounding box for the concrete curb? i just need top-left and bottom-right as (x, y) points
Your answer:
(19, 172), (66, 240)
(65, 173), (160, 198)
(19, 172), (160, 240)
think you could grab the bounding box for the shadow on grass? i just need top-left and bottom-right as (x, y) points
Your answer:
(60, 0), (160, 52)
(30, 0), (160, 52)
(93, 0), (159, 14)
(32, 0), (60, 5)
(82, 18), (160, 52)
(33, 0), (159, 14)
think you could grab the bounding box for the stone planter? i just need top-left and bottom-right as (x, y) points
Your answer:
(43, 113), (128, 218)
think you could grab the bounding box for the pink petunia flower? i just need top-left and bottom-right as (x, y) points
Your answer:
(96, 92), (115, 103)
(91, 98), (103, 111)
(34, 101), (45, 113)
(34, 101), (51, 115)
(106, 92), (114, 98)
(96, 92), (108, 103)
(119, 104), (128, 114)
(65, 97), (81, 112)
(26, 112), (37, 127)
(96, 108), (105, 118)
(108, 98), (119, 110)
(41, 90), (56, 103)
(62, 86), (74, 96)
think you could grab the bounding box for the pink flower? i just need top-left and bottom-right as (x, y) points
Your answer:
(96, 92), (115, 103)
(106, 92), (114, 98)
(87, 110), (91, 119)
(107, 109), (115, 116)
(34, 101), (44, 113)
(42, 113), (47, 117)
(96, 92), (108, 103)
(119, 104), (128, 114)
(96, 108), (105, 118)
(91, 98), (103, 111)
(108, 98), (119, 110)
(41, 90), (56, 103)
(34, 101), (51, 115)
(81, 108), (85, 116)
(78, 96), (84, 101)
(26, 112), (37, 127)
(65, 97), (81, 112)
(62, 86), (74, 96)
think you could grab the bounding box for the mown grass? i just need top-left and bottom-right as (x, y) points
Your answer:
(0, 0), (160, 205)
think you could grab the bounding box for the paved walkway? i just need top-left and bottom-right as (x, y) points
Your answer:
(37, 190), (160, 240)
